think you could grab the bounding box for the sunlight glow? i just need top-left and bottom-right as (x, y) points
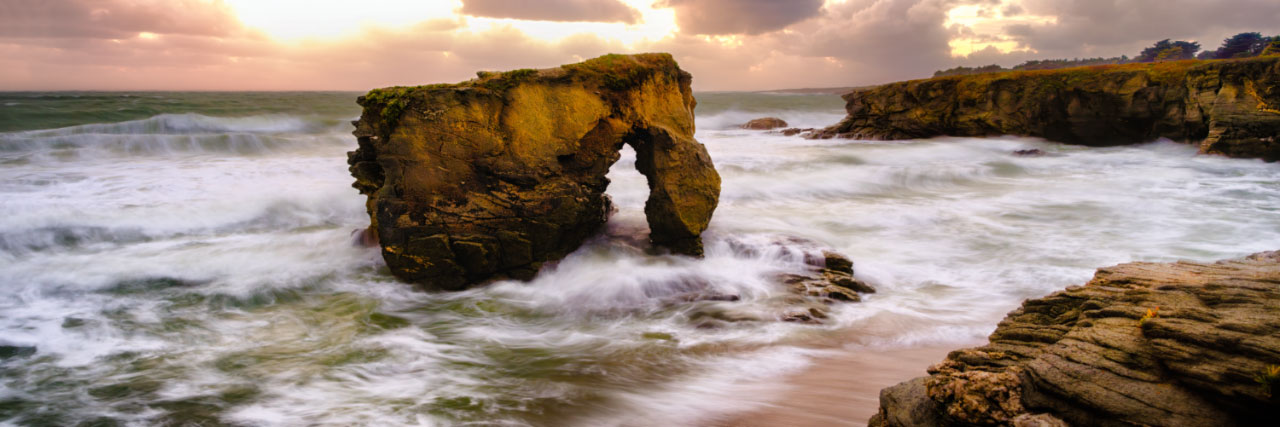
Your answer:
(947, 39), (1023, 56)
(223, 0), (461, 40)
(944, 2), (1057, 57)
(458, 0), (675, 45)
(697, 34), (744, 47)
(223, 0), (676, 47)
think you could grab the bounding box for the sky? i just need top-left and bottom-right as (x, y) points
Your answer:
(1, 0), (1278, 91)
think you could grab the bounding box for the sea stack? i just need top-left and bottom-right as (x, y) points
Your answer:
(347, 53), (721, 290)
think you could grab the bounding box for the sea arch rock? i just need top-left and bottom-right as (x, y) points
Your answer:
(347, 53), (721, 290)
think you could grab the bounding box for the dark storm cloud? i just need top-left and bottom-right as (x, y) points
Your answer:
(0, 0), (240, 40)
(1009, 0), (1280, 57)
(460, 0), (641, 24)
(661, 0), (826, 35)
(785, 0), (962, 82)
(1004, 23), (1034, 38)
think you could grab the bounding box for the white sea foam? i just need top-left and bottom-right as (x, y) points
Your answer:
(2, 101), (1279, 425)
(19, 113), (319, 135)
(0, 113), (350, 160)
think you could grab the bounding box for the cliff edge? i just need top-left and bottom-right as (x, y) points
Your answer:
(871, 251), (1280, 427)
(347, 53), (721, 290)
(816, 57), (1280, 161)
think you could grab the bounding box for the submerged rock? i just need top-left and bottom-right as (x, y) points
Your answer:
(348, 54), (721, 290)
(0, 345), (36, 359)
(816, 57), (1280, 161)
(870, 251), (1280, 427)
(741, 117), (789, 130)
(721, 235), (876, 306)
(783, 250), (877, 304)
(679, 236), (875, 325)
(776, 127), (820, 137)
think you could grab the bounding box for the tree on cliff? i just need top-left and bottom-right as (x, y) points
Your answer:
(1199, 32), (1271, 59)
(931, 57), (1129, 77)
(933, 64), (1005, 77)
(1263, 39), (1280, 56)
(1013, 56), (1128, 70)
(1136, 39), (1199, 62)
(1154, 46), (1187, 62)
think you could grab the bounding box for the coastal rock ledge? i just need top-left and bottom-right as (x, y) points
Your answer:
(348, 53), (720, 290)
(815, 56), (1280, 161)
(871, 251), (1280, 427)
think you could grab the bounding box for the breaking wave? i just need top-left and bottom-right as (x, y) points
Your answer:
(0, 113), (351, 159)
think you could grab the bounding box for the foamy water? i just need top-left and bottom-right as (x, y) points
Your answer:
(1, 92), (1278, 426)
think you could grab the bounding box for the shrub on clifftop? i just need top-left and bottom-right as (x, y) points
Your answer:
(1199, 32), (1277, 59)
(1135, 39), (1200, 62)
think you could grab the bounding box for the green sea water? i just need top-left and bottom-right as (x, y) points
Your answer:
(0, 92), (361, 133)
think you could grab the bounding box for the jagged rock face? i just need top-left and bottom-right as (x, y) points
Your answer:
(816, 57), (1280, 161)
(870, 251), (1280, 427)
(347, 54), (721, 290)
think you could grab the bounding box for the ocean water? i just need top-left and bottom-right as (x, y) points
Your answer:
(2, 91), (1279, 426)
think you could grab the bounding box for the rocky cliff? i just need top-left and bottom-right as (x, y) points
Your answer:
(816, 57), (1280, 161)
(870, 251), (1280, 427)
(347, 53), (721, 290)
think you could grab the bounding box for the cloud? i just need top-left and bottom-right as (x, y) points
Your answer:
(0, 0), (969, 90)
(3, 0), (1280, 91)
(0, 12), (634, 91)
(982, 0), (1280, 59)
(460, 0), (641, 24)
(661, 0), (825, 35)
(0, 0), (241, 39)
(780, 0), (963, 82)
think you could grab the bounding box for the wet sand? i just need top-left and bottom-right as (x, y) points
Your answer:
(711, 344), (971, 427)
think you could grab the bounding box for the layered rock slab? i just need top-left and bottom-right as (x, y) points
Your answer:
(815, 56), (1280, 161)
(347, 54), (721, 289)
(871, 251), (1280, 427)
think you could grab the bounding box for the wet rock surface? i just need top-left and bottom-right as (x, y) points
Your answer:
(776, 127), (817, 137)
(678, 237), (877, 326)
(781, 250), (876, 304)
(870, 251), (1280, 426)
(741, 117), (788, 130)
(348, 54), (721, 290)
(1011, 149), (1049, 157)
(816, 57), (1280, 161)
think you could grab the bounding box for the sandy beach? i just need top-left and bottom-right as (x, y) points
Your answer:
(713, 344), (968, 427)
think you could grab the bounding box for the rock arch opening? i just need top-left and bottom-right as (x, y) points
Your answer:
(601, 143), (650, 241)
